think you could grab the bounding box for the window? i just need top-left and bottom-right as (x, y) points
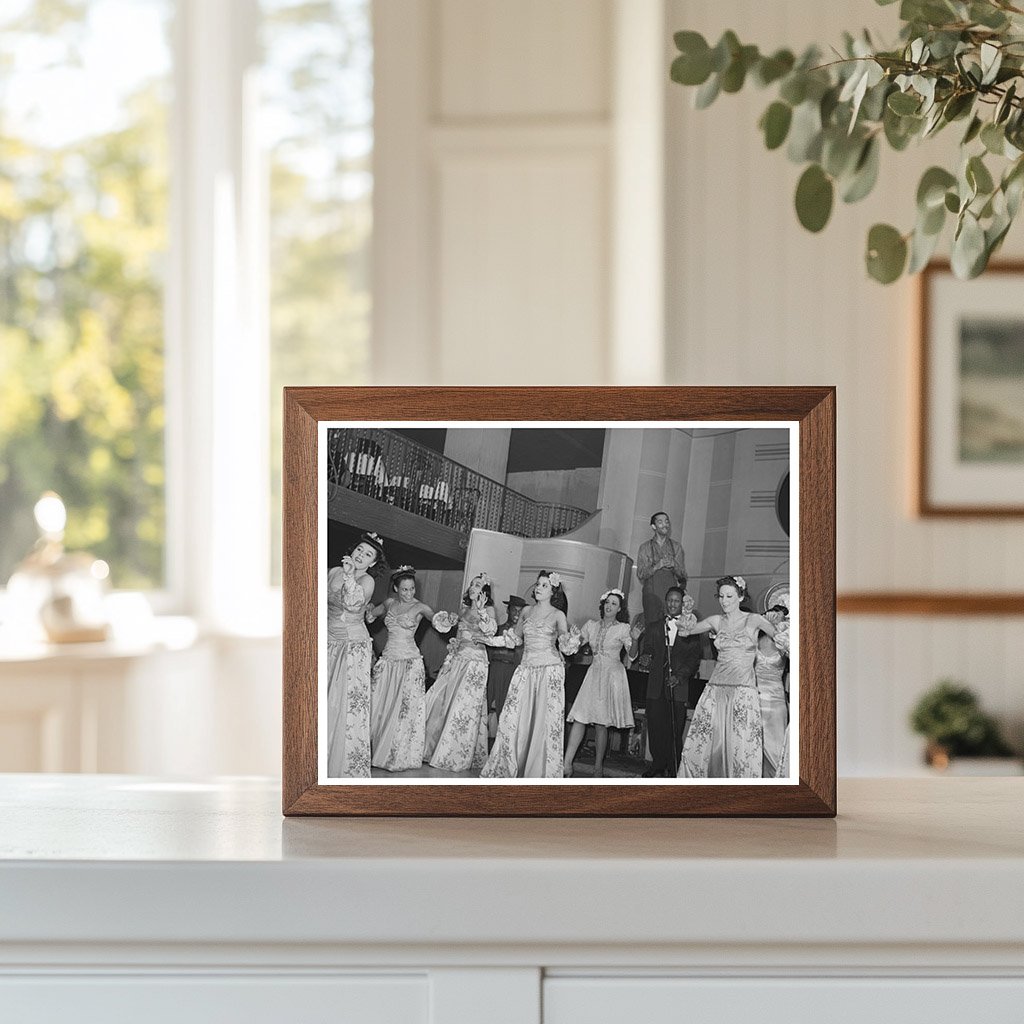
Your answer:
(0, 0), (172, 589)
(261, 0), (372, 582)
(0, 0), (373, 617)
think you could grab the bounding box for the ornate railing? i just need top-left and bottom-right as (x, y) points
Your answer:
(327, 427), (591, 539)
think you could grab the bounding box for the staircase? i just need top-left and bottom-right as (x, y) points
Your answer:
(326, 427), (592, 566)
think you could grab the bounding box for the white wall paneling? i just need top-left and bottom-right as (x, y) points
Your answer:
(373, 0), (666, 385)
(664, 0), (1024, 773)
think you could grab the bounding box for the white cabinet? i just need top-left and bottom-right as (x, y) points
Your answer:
(1, 777), (1022, 1024)
(545, 977), (1024, 1023)
(0, 976), (428, 1024)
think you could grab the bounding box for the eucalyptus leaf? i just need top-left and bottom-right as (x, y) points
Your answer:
(980, 42), (1002, 87)
(866, 223), (908, 283)
(951, 211), (986, 278)
(842, 137), (881, 203)
(944, 190), (961, 213)
(710, 31), (740, 73)
(795, 164), (834, 232)
(962, 115), (983, 145)
(787, 100), (824, 162)
(967, 154), (995, 195)
(917, 166), (957, 210)
(694, 73), (721, 109)
(760, 101), (793, 150)
(908, 221), (943, 273)
(779, 73), (807, 106)
(981, 122), (1005, 155)
(888, 91), (921, 115)
(754, 49), (795, 87)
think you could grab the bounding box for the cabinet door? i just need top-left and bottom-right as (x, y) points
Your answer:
(0, 974), (428, 1024)
(545, 977), (1024, 1023)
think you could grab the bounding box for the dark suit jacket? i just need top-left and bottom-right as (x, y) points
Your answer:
(644, 620), (702, 701)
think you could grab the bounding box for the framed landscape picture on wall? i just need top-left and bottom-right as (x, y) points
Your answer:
(918, 262), (1024, 517)
(282, 387), (836, 817)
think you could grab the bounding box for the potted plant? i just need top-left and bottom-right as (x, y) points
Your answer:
(909, 679), (1019, 771)
(670, 0), (1024, 283)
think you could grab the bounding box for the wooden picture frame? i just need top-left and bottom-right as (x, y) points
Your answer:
(283, 387), (836, 816)
(917, 261), (1024, 517)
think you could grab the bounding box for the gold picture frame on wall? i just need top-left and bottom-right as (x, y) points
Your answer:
(917, 261), (1024, 517)
(282, 386), (836, 817)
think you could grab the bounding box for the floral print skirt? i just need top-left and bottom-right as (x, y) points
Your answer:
(678, 682), (763, 779)
(326, 637), (372, 778)
(480, 663), (566, 778)
(370, 655), (426, 772)
(758, 678), (789, 778)
(422, 655), (489, 772)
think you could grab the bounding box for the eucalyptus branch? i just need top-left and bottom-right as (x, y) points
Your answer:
(670, 3), (1024, 283)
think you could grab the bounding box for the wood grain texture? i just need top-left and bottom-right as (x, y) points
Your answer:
(838, 592), (1024, 615)
(916, 260), (1024, 518)
(282, 387), (836, 817)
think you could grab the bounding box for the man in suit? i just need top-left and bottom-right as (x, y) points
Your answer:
(641, 586), (702, 778)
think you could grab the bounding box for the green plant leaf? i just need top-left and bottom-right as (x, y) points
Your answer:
(721, 44), (759, 92)
(779, 74), (807, 106)
(753, 49), (795, 87)
(795, 164), (834, 232)
(671, 32), (713, 86)
(760, 101), (792, 150)
(908, 220), (943, 273)
(944, 190), (960, 213)
(962, 115), (983, 145)
(888, 90), (921, 115)
(951, 211), (986, 278)
(866, 223), (907, 283)
(842, 136), (880, 203)
(710, 31), (740, 73)
(787, 100), (823, 162)
(995, 82), (1017, 125)
(969, 2), (1009, 30)
(917, 166), (957, 210)
(981, 122), (1005, 155)
(967, 154), (995, 195)
(694, 73), (721, 109)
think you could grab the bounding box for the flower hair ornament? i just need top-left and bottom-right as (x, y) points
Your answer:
(732, 575), (746, 592)
(471, 571), (491, 587)
(600, 588), (625, 604)
(365, 532), (384, 545)
(391, 564), (416, 580)
(547, 572), (562, 589)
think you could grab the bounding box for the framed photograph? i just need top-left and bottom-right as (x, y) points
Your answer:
(917, 261), (1024, 517)
(283, 387), (835, 816)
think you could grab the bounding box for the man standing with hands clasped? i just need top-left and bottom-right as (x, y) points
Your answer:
(642, 586), (701, 778)
(636, 511), (686, 628)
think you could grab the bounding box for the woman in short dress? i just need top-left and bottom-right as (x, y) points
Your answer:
(366, 566), (433, 772)
(422, 573), (497, 772)
(562, 589), (642, 778)
(677, 575), (777, 779)
(480, 571), (578, 779)
(326, 532), (386, 778)
(755, 588), (790, 778)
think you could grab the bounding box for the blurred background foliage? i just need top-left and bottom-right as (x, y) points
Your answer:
(0, 0), (372, 589)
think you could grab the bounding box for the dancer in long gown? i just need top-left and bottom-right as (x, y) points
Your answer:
(480, 571), (579, 779)
(563, 589), (642, 777)
(422, 573), (496, 772)
(366, 566), (433, 771)
(755, 588), (790, 778)
(677, 575), (777, 779)
(326, 532), (386, 778)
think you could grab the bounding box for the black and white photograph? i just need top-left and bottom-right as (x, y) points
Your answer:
(318, 421), (797, 784)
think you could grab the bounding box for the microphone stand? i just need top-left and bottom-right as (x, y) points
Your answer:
(665, 618), (678, 775)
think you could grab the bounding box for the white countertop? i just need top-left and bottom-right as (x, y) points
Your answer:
(1, 776), (1022, 957)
